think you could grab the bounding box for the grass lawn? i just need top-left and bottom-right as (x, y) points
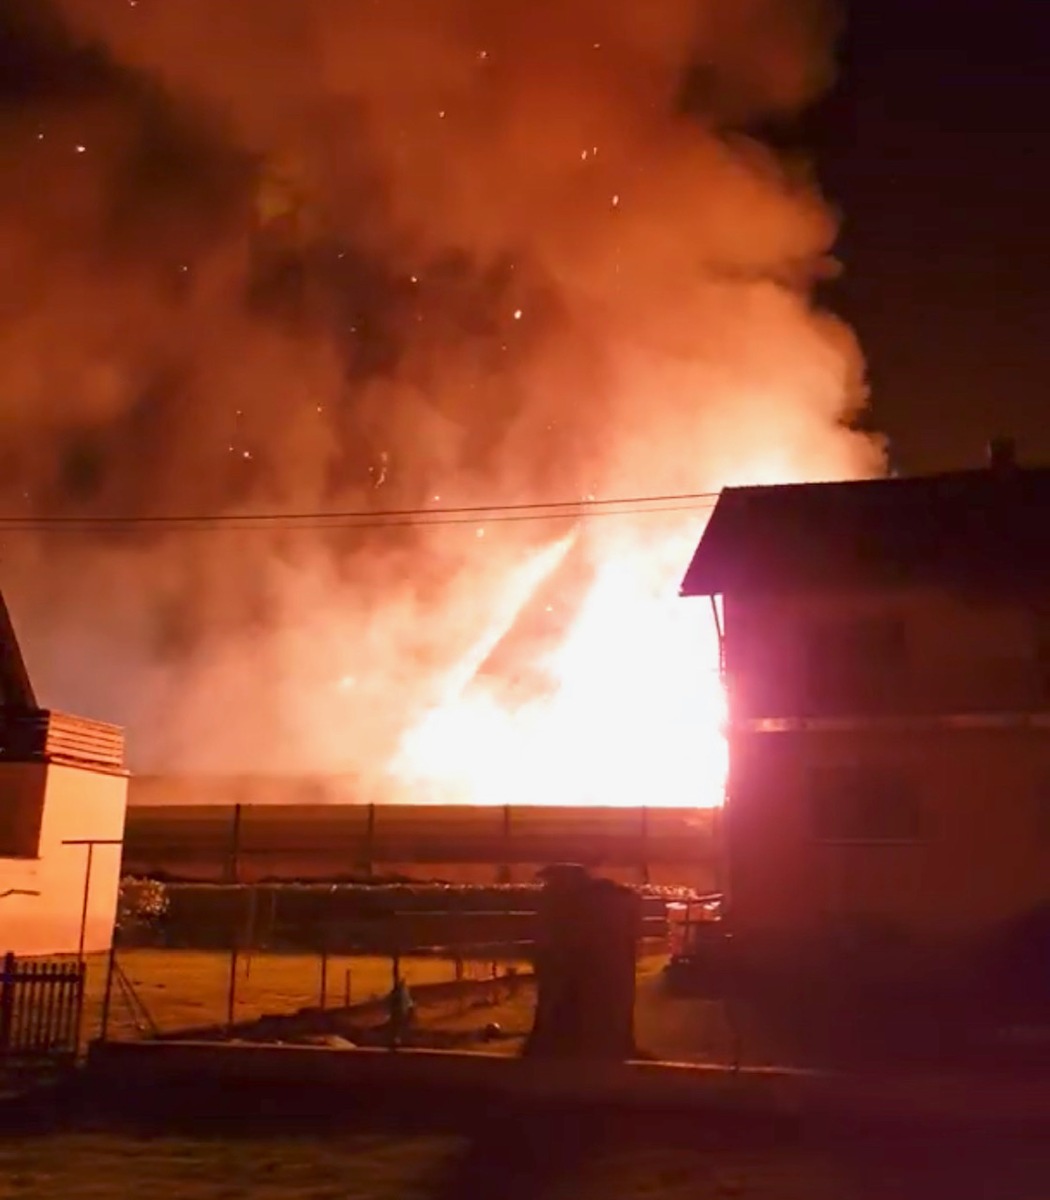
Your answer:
(82, 950), (676, 1056)
(0, 1131), (458, 1200)
(0, 1123), (858, 1200)
(408, 982), (536, 1053)
(415, 957), (739, 1061)
(70, 947), (787, 1072)
(4, 1118), (1043, 1199)
(80, 950), (745, 1062)
(81, 950), (489, 1042)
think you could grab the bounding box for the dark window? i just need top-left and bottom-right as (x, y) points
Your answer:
(810, 765), (921, 843)
(0, 801), (19, 856)
(804, 616), (907, 712)
(0, 790), (39, 858)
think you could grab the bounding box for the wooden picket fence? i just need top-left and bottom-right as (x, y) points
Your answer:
(0, 953), (85, 1063)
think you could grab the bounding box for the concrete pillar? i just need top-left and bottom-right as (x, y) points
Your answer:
(526, 865), (640, 1061)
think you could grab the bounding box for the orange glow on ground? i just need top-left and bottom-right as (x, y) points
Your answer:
(391, 523), (727, 808)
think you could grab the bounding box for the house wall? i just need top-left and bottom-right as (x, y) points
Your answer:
(726, 585), (1050, 718)
(729, 727), (1050, 947)
(723, 586), (1050, 957)
(0, 762), (128, 957)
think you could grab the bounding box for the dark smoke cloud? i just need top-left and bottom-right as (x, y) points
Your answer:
(0, 0), (881, 785)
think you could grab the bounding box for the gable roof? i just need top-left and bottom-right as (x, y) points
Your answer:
(680, 465), (1050, 596)
(0, 589), (37, 709)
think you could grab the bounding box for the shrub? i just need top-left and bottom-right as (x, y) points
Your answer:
(117, 877), (169, 943)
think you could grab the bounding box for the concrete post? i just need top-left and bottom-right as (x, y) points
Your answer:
(526, 865), (640, 1061)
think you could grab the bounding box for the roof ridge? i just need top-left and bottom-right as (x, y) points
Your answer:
(724, 463), (1050, 498)
(682, 467), (1050, 596)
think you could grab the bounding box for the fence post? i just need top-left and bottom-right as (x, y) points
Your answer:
(74, 959), (86, 1056)
(99, 944), (117, 1042)
(0, 952), (15, 1052)
(498, 803), (512, 884)
(223, 810), (246, 1037)
(319, 947), (329, 1010)
(227, 804), (243, 885)
(389, 933), (402, 1052)
(455, 953), (465, 1014)
(639, 805), (650, 887)
(243, 886), (259, 980)
(226, 942), (239, 1036)
(364, 803), (376, 877)
(76, 842), (95, 963)
(226, 886), (248, 1037)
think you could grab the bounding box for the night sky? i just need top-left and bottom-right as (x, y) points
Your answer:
(4, 1), (1048, 484)
(6, 2), (1049, 482)
(816, 0), (1050, 473)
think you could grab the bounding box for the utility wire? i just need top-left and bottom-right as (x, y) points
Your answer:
(0, 489), (721, 532)
(0, 503), (718, 534)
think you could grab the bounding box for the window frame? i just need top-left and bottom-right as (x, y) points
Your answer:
(809, 763), (923, 846)
(802, 614), (910, 714)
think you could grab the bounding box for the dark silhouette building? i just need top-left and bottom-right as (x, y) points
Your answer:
(681, 446), (1050, 981)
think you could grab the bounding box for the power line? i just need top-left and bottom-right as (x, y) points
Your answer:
(0, 489), (721, 532)
(0, 502), (718, 535)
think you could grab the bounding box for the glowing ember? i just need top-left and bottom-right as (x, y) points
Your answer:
(391, 520), (727, 808)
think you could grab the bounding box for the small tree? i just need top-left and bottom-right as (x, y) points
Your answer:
(117, 877), (169, 944)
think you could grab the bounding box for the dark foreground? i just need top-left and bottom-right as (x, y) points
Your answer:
(1, 1078), (1048, 1200)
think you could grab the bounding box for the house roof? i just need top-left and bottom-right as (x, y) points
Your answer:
(680, 465), (1050, 596)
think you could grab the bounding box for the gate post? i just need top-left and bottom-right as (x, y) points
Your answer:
(0, 952), (15, 1052)
(526, 866), (640, 1061)
(74, 959), (87, 1056)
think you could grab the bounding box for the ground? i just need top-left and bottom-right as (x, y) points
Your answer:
(82, 950), (509, 1042)
(2, 1113), (1048, 1199)
(84, 949), (740, 1059)
(0, 1125), (874, 1200)
(0, 1131), (454, 1200)
(9, 952), (1050, 1198)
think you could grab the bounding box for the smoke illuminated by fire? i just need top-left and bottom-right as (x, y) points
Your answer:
(0, 2), (882, 803)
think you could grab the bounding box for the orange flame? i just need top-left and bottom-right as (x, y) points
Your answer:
(391, 519), (727, 807)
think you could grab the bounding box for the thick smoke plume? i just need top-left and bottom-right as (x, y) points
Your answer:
(0, 1), (881, 790)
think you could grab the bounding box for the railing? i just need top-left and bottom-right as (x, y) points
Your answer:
(0, 953), (85, 1061)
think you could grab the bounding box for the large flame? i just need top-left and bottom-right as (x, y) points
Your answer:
(391, 516), (727, 808)
(390, 445), (876, 809)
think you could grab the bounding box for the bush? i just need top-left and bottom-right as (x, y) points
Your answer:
(116, 881), (672, 953)
(117, 877), (169, 943)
